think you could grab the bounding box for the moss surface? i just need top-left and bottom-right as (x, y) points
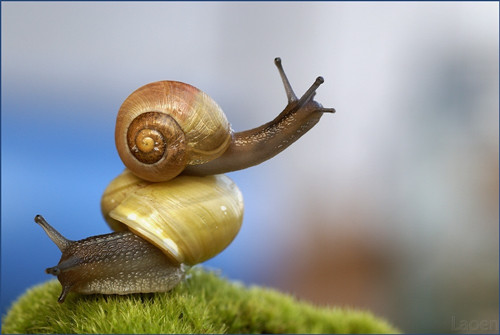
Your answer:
(2, 268), (398, 334)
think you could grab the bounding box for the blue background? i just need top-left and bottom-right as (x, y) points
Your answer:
(2, 3), (498, 333)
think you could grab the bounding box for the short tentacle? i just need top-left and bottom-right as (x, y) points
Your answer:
(58, 284), (73, 303)
(45, 256), (82, 276)
(296, 76), (336, 113)
(45, 266), (61, 276)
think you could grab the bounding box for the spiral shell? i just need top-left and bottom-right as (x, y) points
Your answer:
(115, 81), (232, 182)
(101, 169), (244, 265)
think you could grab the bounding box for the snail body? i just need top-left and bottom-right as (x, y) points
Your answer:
(37, 215), (185, 303)
(37, 58), (335, 302)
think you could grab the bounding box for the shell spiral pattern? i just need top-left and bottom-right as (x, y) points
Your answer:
(115, 81), (232, 182)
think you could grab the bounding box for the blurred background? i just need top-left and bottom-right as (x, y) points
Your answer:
(1, 2), (498, 333)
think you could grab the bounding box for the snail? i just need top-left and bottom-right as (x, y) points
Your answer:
(116, 57), (335, 182)
(36, 58), (335, 303)
(35, 172), (243, 303)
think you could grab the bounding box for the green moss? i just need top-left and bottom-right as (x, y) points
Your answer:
(2, 268), (399, 334)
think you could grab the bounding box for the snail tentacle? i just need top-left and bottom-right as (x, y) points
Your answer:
(45, 256), (80, 276)
(274, 57), (298, 102)
(35, 214), (71, 252)
(57, 283), (73, 303)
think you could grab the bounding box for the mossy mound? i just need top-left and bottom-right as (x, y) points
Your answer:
(2, 268), (398, 334)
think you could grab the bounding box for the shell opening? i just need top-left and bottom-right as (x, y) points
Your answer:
(129, 225), (183, 264)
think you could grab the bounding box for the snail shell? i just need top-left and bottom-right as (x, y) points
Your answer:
(116, 81), (232, 182)
(101, 169), (244, 265)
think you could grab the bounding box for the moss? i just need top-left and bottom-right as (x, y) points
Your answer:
(2, 268), (399, 334)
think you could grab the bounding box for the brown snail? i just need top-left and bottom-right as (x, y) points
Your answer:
(116, 57), (335, 182)
(37, 58), (335, 303)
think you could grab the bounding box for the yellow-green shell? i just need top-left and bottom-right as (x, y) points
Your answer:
(115, 81), (232, 182)
(101, 169), (244, 265)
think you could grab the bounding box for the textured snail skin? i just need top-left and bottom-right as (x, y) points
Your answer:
(35, 215), (185, 303)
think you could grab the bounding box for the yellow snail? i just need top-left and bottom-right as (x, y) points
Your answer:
(36, 58), (335, 303)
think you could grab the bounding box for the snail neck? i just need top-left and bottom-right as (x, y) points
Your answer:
(183, 100), (330, 176)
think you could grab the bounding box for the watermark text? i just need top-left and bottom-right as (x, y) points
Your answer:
(451, 316), (499, 332)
